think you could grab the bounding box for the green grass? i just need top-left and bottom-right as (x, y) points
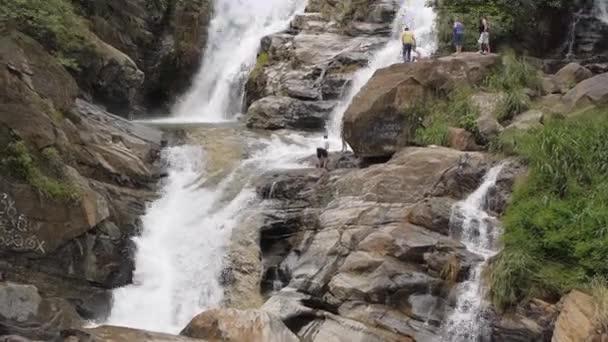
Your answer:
(486, 249), (543, 312)
(0, 0), (89, 69)
(413, 85), (480, 146)
(486, 52), (541, 93)
(492, 107), (608, 310)
(1, 142), (80, 202)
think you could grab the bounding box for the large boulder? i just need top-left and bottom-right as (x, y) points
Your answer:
(181, 309), (299, 342)
(0, 282), (82, 341)
(554, 63), (593, 92)
(246, 96), (335, 130)
(551, 290), (599, 342)
(343, 53), (500, 158)
(562, 72), (608, 111)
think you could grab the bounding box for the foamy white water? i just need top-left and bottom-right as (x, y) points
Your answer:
(327, 0), (437, 146)
(172, 0), (306, 122)
(443, 164), (505, 341)
(597, 0), (608, 24)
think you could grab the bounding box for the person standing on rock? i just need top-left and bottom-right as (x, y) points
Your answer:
(478, 16), (490, 54)
(401, 26), (416, 63)
(453, 19), (465, 53)
(316, 135), (329, 170)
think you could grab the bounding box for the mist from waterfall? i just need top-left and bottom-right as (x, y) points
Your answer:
(327, 0), (437, 145)
(172, 0), (305, 122)
(443, 164), (505, 341)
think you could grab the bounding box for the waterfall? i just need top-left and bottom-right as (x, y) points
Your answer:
(171, 0), (305, 122)
(106, 0), (438, 334)
(443, 164), (505, 341)
(597, 0), (608, 24)
(327, 0), (437, 146)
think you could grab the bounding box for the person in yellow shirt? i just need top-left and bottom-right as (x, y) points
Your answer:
(401, 26), (416, 63)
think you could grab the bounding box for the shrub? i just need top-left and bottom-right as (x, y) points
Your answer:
(0, 0), (89, 69)
(496, 88), (530, 122)
(486, 52), (540, 93)
(486, 249), (542, 312)
(1, 142), (80, 202)
(498, 108), (608, 308)
(413, 85), (480, 146)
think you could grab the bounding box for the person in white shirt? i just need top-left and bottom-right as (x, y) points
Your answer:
(316, 135), (329, 169)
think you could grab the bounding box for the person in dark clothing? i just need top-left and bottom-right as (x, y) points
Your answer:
(453, 20), (465, 53)
(316, 135), (329, 170)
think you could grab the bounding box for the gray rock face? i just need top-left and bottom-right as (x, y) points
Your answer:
(246, 96), (336, 130)
(562, 72), (608, 111)
(237, 147), (526, 341)
(244, 4), (396, 132)
(0, 282), (82, 341)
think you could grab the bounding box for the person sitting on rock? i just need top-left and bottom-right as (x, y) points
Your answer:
(316, 135), (329, 170)
(401, 26), (416, 63)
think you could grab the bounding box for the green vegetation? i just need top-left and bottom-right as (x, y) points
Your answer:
(1, 142), (80, 202)
(414, 85), (480, 146)
(434, 0), (572, 54)
(249, 52), (269, 81)
(487, 249), (543, 312)
(0, 0), (89, 69)
(489, 108), (608, 310)
(485, 53), (539, 122)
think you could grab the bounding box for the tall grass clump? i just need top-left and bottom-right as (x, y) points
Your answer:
(588, 276), (608, 332)
(497, 108), (608, 308)
(486, 249), (542, 312)
(414, 85), (480, 146)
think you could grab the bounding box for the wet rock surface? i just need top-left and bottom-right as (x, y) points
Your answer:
(243, 4), (398, 132)
(234, 146), (524, 341)
(0, 28), (163, 337)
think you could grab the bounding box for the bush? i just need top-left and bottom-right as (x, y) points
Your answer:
(1, 142), (80, 202)
(0, 0), (89, 69)
(486, 249), (542, 312)
(498, 108), (608, 308)
(414, 85), (480, 146)
(496, 89), (530, 122)
(486, 52), (541, 93)
(589, 276), (608, 332)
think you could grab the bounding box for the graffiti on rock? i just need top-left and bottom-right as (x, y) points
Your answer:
(0, 193), (46, 253)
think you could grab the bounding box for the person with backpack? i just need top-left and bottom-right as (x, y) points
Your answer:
(453, 19), (465, 53)
(401, 26), (416, 63)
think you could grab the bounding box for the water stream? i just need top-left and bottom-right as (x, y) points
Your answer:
(597, 0), (608, 24)
(106, 0), (437, 334)
(443, 164), (505, 341)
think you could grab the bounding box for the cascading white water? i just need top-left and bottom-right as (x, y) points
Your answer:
(327, 0), (437, 145)
(172, 0), (306, 122)
(597, 0), (608, 24)
(443, 164), (505, 341)
(105, 133), (316, 333)
(106, 0), (438, 334)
